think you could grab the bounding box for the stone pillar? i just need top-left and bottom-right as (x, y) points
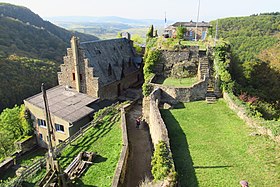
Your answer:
(71, 36), (81, 92)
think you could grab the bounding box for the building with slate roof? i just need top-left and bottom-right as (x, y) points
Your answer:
(163, 21), (211, 40)
(24, 34), (143, 147)
(58, 36), (142, 99)
(24, 86), (99, 148)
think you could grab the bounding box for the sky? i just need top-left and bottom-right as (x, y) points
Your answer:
(2, 0), (280, 21)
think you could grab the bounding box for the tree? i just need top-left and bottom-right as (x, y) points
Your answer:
(0, 105), (33, 159)
(154, 30), (158, 37)
(147, 25), (154, 38)
(116, 32), (122, 38)
(176, 25), (186, 39)
(132, 34), (144, 54)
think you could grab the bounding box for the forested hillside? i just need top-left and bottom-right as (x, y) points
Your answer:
(0, 3), (99, 111)
(0, 3), (99, 61)
(210, 13), (280, 119)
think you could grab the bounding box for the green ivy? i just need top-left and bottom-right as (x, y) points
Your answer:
(142, 47), (161, 96)
(213, 40), (233, 91)
(151, 141), (177, 183)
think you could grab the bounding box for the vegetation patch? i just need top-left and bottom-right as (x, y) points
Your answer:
(161, 100), (280, 186)
(151, 141), (176, 185)
(0, 104), (33, 161)
(142, 48), (160, 96)
(162, 77), (198, 87)
(211, 14), (280, 120)
(59, 107), (122, 187)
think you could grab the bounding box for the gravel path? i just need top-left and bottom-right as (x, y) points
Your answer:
(123, 103), (153, 187)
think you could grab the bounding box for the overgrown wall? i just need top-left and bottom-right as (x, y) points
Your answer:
(152, 48), (199, 77)
(223, 92), (280, 142)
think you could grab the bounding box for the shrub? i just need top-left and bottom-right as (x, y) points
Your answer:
(151, 141), (177, 182)
(142, 49), (160, 96)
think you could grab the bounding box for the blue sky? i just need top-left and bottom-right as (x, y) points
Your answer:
(2, 0), (280, 21)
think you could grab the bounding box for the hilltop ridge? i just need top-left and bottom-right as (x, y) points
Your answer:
(0, 3), (99, 61)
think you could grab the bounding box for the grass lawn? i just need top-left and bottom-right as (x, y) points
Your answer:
(162, 77), (198, 87)
(0, 148), (46, 182)
(161, 100), (280, 187)
(59, 111), (122, 187)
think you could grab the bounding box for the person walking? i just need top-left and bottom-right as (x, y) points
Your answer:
(136, 117), (141, 129)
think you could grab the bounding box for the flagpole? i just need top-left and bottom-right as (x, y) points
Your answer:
(195, 0), (200, 41)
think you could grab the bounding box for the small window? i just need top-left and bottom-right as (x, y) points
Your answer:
(37, 119), (46, 127)
(55, 124), (64, 132)
(79, 74), (83, 81)
(58, 139), (63, 143)
(72, 73), (75, 81)
(39, 133), (43, 140)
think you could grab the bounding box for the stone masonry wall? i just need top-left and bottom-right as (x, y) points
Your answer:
(58, 47), (99, 98)
(99, 71), (141, 100)
(149, 77), (208, 104)
(223, 92), (280, 143)
(153, 48), (199, 77)
(148, 89), (170, 146)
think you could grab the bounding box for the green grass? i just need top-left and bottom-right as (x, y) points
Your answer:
(59, 111), (122, 187)
(161, 100), (280, 187)
(162, 77), (198, 87)
(0, 148), (46, 181)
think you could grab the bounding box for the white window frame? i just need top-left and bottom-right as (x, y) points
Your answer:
(55, 123), (65, 133)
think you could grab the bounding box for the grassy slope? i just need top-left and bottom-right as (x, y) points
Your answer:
(161, 100), (280, 187)
(162, 77), (198, 87)
(59, 113), (122, 186)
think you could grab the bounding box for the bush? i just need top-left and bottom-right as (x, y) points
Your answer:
(142, 48), (160, 96)
(151, 141), (177, 182)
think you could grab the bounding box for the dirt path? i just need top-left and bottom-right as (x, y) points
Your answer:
(123, 103), (153, 187)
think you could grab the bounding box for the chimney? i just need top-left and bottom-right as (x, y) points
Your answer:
(70, 36), (81, 92)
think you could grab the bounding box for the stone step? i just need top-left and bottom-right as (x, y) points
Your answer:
(206, 96), (217, 104)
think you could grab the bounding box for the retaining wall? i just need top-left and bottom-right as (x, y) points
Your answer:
(223, 92), (280, 143)
(15, 135), (37, 154)
(149, 89), (170, 146)
(150, 77), (208, 104)
(112, 101), (137, 187)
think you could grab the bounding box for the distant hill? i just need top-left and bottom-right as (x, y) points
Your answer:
(47, 16), (172, 26)
(47, 16), (173, 39)
(210, 14), (280, 119)
(0, 3), (99, 112)
(0, 3), (99, 62)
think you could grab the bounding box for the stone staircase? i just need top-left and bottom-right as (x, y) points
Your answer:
(205, 86), (217, 104)
(199, 57), (209, 80)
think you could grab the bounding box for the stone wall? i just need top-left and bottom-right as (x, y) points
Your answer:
(143, 89), (177, 187)
(15, 135), (37, 154)
(149, 78), (208, 104)
(0, 157), (14, 176)
(223, 92), (280, 142)
(99, 71), (141, 100)
(148, 89), (170, 146)
(112, 101), (137, 187)
(153, 48), (199, 77)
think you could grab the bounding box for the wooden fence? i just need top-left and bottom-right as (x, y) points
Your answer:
(11, 105), (117, 187)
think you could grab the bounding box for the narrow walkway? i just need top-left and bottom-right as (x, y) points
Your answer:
(123, 103), (153, 187)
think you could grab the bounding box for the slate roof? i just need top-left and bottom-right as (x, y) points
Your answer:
(80, 38), (139, 86)
(172, 21), (210, 27)
(24, 85), (98, 123)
